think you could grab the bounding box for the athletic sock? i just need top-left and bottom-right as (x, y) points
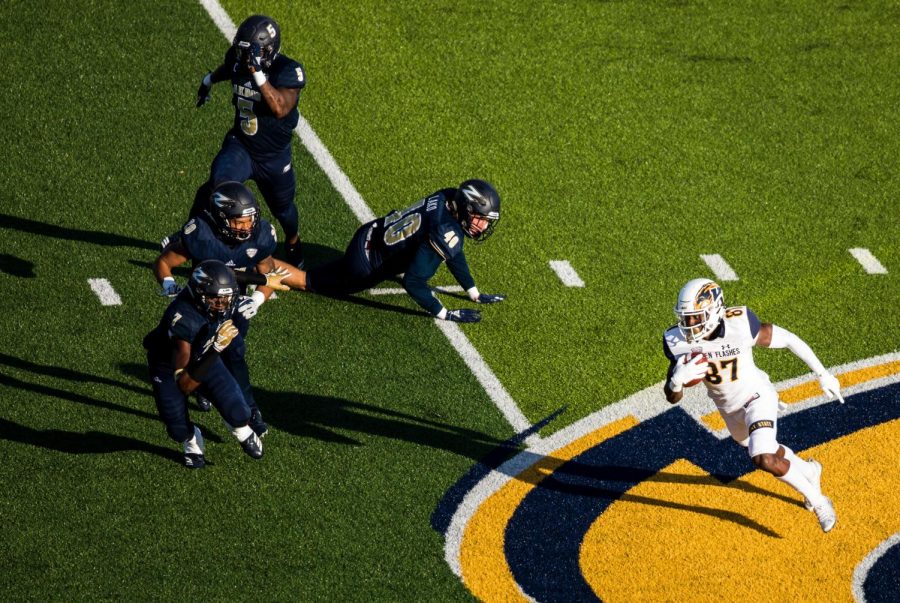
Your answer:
(781, 446), (815, 482)
(776, 462), (825, 507)
(183, 427), (203, 455)
(232, 424), (254, 442)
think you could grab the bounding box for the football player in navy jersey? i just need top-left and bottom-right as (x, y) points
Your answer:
(143, 260), (264, 468)
(279, 179), (506, 322)
(155, 181), (289, 431)
(195, 14), (308, 267)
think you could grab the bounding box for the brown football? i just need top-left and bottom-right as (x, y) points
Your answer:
(685, 352), (708, 387)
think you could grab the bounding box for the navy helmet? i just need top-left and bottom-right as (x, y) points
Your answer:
(450, 179), (501, 242)
(188, 260), (238, 319)
(208, 181), (260, 244)
(233, 15), (281, 69)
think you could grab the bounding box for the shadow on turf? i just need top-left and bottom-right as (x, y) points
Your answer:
(0, 416), (181, 463)
(0, 354), (170, 423)
(0, 213), (159, 250)
(0, 254), (35, 277)
(529, 461), (795, 537)
(255, 388), (506, 459)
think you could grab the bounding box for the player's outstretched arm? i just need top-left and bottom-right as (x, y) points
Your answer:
(270, 258), (308, 290)
(757, 323), (844, 403)
(154, 247), (191, 297)
(196, 64), (230, 107)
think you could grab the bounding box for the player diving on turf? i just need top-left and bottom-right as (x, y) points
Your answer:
(274, 179), (506, 323)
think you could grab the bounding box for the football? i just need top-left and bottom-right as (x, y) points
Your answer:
(685, 352), (708, 387)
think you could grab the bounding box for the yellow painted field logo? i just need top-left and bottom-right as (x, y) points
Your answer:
(435, 354), (900, 602)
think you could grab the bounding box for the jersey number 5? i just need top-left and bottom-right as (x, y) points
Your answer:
(238, 98), (258, 136)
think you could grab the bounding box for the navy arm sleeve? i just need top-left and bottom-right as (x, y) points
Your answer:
(445, 250), (476, 291)
(402, 245), (445, 315)
(745, 308), (761, 338)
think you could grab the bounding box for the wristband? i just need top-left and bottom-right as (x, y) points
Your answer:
(162, 276), (176, 288)
(235, 270), (266, 287)
(251, 290), (266, 307)
(202, 72), (212, 87)
(252, 71), (267, 87)
(668, 378), (683, 393)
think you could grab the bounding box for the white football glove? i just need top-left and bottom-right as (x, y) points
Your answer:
(669, 354), (708, 391)
(817, 371), (845, 404)
(237, 296), (260, 320)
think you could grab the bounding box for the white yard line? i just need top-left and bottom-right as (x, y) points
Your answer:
(700, 253), (739, 281)
(848, 248), (888, 275)
(548, 260), (585, 287)
(368, 285), (464, 296)
(199, 0), (534, 440)
(87, 279), (122, 306)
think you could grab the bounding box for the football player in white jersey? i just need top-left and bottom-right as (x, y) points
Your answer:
(662, 278), (844, 532)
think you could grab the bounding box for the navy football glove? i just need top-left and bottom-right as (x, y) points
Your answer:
(245, 43), (264, 73)
(476, 293), (505, 304)
(446, 309), (481, 323)
(196, 72), (212, 107)
(159, 278), (182, 298)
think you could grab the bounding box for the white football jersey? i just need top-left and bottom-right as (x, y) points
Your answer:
(663, 306), (773, 413)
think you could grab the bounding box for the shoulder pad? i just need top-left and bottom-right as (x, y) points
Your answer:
(272, 57), (306, 88)
(429, 224), (463, 260)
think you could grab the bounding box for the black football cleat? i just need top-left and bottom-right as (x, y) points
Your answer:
(240, 432), (264, 459)
(249, 408), (269, 438)
(195, 394), (212, 412)
(183, 453), (206, 469)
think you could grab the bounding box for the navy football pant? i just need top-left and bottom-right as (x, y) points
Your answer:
(191, 133), (299, 238)
(220, 316), (259, 412)
(148, 355), (252, 443)
(307, 222), (385, 296)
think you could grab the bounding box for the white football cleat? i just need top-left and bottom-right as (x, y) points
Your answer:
(803, 459), (823, 511)
(811, 496), (836, 533)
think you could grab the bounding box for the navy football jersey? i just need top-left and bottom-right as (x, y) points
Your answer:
(168, 213), (277, 276)
(224, 47), (306, 157)
(370, 189), (476, 315)
(368, 189), (466, 271)
(143, 289), (226, 365)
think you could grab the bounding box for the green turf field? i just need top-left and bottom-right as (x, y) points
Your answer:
(1, 0), (896, 600)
